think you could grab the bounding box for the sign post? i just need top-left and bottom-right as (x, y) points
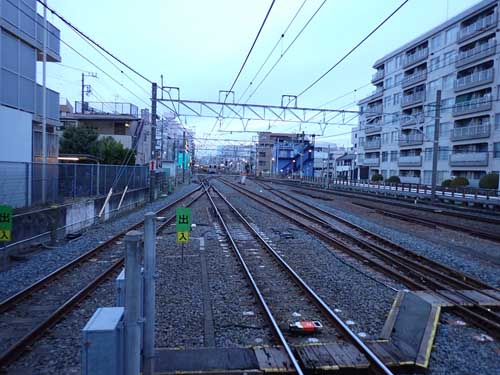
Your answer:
(0, 205), (12, 242)
(176, 207), (191, 263)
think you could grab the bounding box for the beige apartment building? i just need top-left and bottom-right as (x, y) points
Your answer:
(354, 0), (500, 187)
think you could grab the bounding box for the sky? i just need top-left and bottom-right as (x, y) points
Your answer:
(38, 0), (484, 153)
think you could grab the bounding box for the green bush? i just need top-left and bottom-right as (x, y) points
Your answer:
(450, 176), (469, 187)
(479, 173), (499, 190)
(371, 173), (383, 182)
(441, 179), (453, 187)
(386, 176), (400, 184)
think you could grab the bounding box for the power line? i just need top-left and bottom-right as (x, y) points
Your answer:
(297, 0), (411, 97)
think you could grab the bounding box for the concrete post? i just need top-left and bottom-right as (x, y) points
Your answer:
(124, 231), (142, 375)
(143, 213), (156, 375)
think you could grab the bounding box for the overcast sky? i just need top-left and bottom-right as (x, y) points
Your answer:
(39, 0), (482, 153)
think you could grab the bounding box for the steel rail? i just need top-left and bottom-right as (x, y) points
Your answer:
(206, 184), (394, 375)
(262, 178), (500, 225)
(220, 179), (500, 339)
(0, 187), (205, 369)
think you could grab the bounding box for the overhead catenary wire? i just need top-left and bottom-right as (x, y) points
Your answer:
(297, 0), (411, 98)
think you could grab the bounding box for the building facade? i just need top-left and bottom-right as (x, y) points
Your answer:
(355, 0), (500, 187)
(0, 0), (61, 163)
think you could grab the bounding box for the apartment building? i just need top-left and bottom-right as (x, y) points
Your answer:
(0, 0), (61, 163)
(355, 0), (500, 187)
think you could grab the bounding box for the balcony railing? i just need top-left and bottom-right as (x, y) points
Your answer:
(75, 101), (139, 117)
(365, 125), (382, 134)
(363, 88), (384, 103)
(363, 157), (380, 166)
(372, 70), (385, 82)
(401, 70), (427, 88)
(364, 139), (381, 150)
(449, 152), (489, 166)
(452, 96), (492, 116)
(398, 155), (422, 167)
(456, 40), (496, 68)
(403, 48), (429, 68)
(399, 133), (424, 146)
(402, 91), (426, 107)
(458, 12), (497, 42)
(450, 122), (491, 141)
(365, 104), (383, 118)
(399, 176), (421, 184)
(454, 68), (494, 92)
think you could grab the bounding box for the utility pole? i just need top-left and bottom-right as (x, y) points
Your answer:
(150, 82), (157, 202)
(81, 72), (97, 113)
(41, 0), (47, 203)
(431, 90), (441, 202)
(182, 131), (186, 184)
(326, 144), (331, 188)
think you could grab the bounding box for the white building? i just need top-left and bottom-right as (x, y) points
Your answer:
(355, 0), (500, 187)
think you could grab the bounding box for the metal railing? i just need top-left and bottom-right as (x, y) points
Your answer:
(74, 101), (139, 117)
(456, 40), (496, 67)
(449, 152), (489, 166)
(458, 12), (497, 40)
(399, 133), (424, 146)
(363, 157), (380, 166)
(364, 139), (381, 150)
(450, 122), (491, 141)
(403, 48), (429, 67)
(455, 68), (494, 91)
(401, 70), (427, 88)
(372, 70), (385, 82)
(0, 161), (149, 209)
(365, 104), (383, 118)
(452, 96), (492, 116)
(398, 155), (422, 167)
(402, 91), (425, 107)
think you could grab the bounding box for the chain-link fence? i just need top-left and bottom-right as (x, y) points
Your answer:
(0, 161), (149, 209)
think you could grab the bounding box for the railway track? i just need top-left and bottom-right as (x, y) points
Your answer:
(0, 186), (204, 370)
(219, 178), (500, 340)
(205, 184), (394, 375)
(262, 178), (500, 225)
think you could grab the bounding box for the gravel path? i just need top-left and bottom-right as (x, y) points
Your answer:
(0, 184), (199, 302)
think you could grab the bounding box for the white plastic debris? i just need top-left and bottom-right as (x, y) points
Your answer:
(292, 312), (302, 317)
(346, 320), (356, 325)
(242, 311), (255, 316)
(307, 337), (319, 343)
(472, 334), (494, 342)
(334, 308), (342, 313)
(358, 332), (368, 338)
(191, 223), (197, 228)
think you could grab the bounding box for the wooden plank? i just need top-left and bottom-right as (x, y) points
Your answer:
(378, 341), (415, 366)
(380, 291), (406, 339)
(309, 345), (339, 370)
(416, 305), (441, 369)
(323, 343), (352, 369)
(254, 347), (279, 371)
(266, 347), (293, 371)
(461, 290), (500, 307)
(367, 342), (397, 366)
(296, 346), (320, 371)
(337, 344), (370, 369)
(413, 291), (449, 307)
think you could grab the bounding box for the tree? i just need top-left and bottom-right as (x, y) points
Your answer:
(450, 176), (469, 187)
(479, 173), (499, 189)
(60, 126), (99, 155)
(371, 173), (383, 182)
(386, 176), (400, 184)
(95, 136), (136, 165)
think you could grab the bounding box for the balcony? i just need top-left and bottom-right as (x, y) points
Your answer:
(365, 104), (383, 119)
(363, 88), (384, 103)
(365, 125), (382, 134)
(363, 157), (380, 166)
(401, 91), (425, 108)
(403, 48), (429, 68)
(401, 115), (417, 127)
(454, 68), (494, 92)
(398, 155), (422, 167)
(74, 101), (139, 117)
(456, 41), (496, 68)
(452, 96), (492, 116)
(399, 133), (424, 146)
(458, 12), (497, 42)
(364, 139), (381, 150)
(399, 176), (421, 184)
(372, 70), (385, 83)
(401, 70), (427, 88)
(450, 122), (491, 141)
(35, 85), (60, 121)
(449, 152), (489, 166)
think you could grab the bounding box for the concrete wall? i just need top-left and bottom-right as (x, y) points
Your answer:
(0, 105), (32, 162)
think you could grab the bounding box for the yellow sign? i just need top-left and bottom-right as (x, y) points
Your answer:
(0, 229), (11, 241)
(177, 231), (189, 243)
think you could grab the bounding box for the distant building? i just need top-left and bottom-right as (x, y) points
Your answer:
(216, 144), (254, 173)
(355, 0), (500, 187)
(257, 132), (314, 177)
(0, 0), (61, 163)
(156, 117), (195, 176)
(60, 101), (152, 165)
(335, 153), (357, 180)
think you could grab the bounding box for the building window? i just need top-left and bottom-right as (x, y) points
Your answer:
(114, 122), (126, 135)
(443, 51), (455, 67)
(445, 26), (458, 44)
(425, 125), (435, 139)
(382, 133), (389, 144)
(431, 33), (443, 50)
(390, 151), (398, 161)
(393, 93), (401, 105)
(443, 74), (454, 90)
(438, 146), (448, 160)
(359, 137), (364, 146)
(258, 151), (266, 157)
(494, 143), (500, 158)
(424, 148), (432, 161)
(382, 151), (388, 162)
(258, 160), (266, 166)
(395, 73), (403, 85)
(384, 96), (391, 107)
(427, 79), (441, 97)
(439, 122), (450, 138)
(389, 169), (398, 177)
(423, 170), (432, 184)
(391, 131), (398, 142)
(385, 77), (393, 89)
(386, 58), (395, 73)
(430, 57), (440, 72)
(495, 114), (500, 130)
